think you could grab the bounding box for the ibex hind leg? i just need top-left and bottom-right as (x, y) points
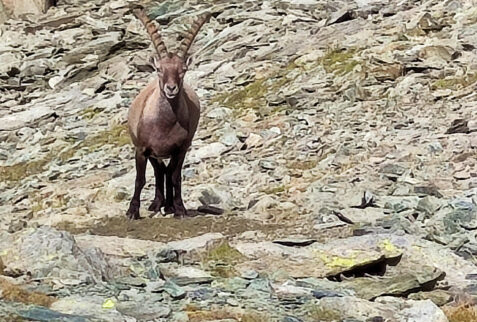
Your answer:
(126, 149), (147, 220)
(164, 162), (175, 214)
(148, 157), (166, 213)
(170, 150), (188, 218)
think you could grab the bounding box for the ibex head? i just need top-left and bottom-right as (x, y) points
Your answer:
(132, 7), (210, 100)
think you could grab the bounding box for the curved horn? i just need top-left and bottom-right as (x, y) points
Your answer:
(132, 6), (168, 58)
(177, 13), (211, 59)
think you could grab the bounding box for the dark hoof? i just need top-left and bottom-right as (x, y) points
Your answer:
(126, 207), (140, 220)
(164, 205), (175, 214)
(173, 207), (188, 218)
(148, 198), (164, 213)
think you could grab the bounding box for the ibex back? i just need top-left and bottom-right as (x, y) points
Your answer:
(127, 6), (210, 219)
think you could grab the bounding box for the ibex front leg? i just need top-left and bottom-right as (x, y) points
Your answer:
(148, 157), (166, 213)
(165, 149), (187, 217)
(126, 149), (147, 220)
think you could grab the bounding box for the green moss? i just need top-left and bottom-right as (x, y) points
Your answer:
(57, 123), (131, 161)
(211, 60), (300, 113)
(242, 312), (271, 322)
(307, 306), (342, 321)
(261, 185), (286, 195)
(202, 242), (245, 277)
(80, 106), (104, 120)
(212, 78), (268, 110)
(205, 242), (245, 264)
(31, 200), (44, 214)
(0, 158), (50, 182)
(82, 123), (130, 152)
(0, 124), (131, 183)
(30, 193), (69, 214)
(320, 48), (359, 75)
(288, 160), (318, 170)
(432, 73), (477, 90)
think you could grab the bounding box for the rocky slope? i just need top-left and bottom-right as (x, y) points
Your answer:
(0, 0), (477, 320)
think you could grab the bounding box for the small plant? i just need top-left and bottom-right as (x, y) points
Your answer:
(432, 73), (477, 91)
(443, 303), (477, 322)
(202, 241), (246, 277)
(205, 241), (245, 264)
(0, 279), (55, 307)
(320, 48), (360, 75)
(0, 123), (131, 183)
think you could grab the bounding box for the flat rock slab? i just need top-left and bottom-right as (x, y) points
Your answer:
(116, 301), (171, 320)
(0, 105), (54, 131)
(161, 266), (213, 286)
(235, 233), (476, 289)
(341, 264), (444, 300)
(312, 296), (448, 322)
(51, 295), (125, 321)
(167, 232), (224, 252)
(234, 234), (403, 279)
(76, 232), (224, 259)
(75, 234), (167, 258)
(0, 227), (113, 284)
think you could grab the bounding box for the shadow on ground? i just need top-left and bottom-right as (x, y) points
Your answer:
(56, 214), (286, 242)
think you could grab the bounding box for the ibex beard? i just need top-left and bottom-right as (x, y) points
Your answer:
(126, 6), (210, 219)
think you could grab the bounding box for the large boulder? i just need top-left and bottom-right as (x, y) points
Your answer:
(1, 0), (55, 18)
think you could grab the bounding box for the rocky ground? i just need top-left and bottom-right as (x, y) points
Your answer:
(0, 0), (477, 321)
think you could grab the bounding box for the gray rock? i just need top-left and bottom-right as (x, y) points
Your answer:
(0, 227), (112, 284)
(416, 196), (443, 216)
(164, 266), (213, 286)
(16, 307), (88, 322)
(0, 105), (55, 131)
(162, 280), (186, 299)
(194, 142), (228, 159)
(116, 301), (171, 320)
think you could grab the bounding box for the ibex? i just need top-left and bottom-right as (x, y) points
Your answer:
(127, 6), (210, 219)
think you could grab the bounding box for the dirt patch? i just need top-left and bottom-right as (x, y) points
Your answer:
(0, 279), (55, 307)
(56, 215), (286, 242)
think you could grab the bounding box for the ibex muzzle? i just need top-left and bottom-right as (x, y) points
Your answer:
(126, 6), (210, 219)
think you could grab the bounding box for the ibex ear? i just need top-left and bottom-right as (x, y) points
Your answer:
(185, 56), (193, 68)
(149, 55), (162, 72)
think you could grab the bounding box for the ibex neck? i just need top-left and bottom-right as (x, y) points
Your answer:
(163, 90), (183, 115)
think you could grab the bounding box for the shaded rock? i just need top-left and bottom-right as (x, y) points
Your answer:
(114, 276), (146, 287)
(446, 119), (470, 134)
(379, 164), (407, 179)
(273, 237), (316, 247)
(16, 306), (88, 322)
(408, 290), (452, 306)
(340, 265), (445, 300)
(416, 196), (443, 216)
(197, 205), (225, 215)
(162, 280), (186, 299)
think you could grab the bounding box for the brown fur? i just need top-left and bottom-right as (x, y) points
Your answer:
(126, 7), (209, 219)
